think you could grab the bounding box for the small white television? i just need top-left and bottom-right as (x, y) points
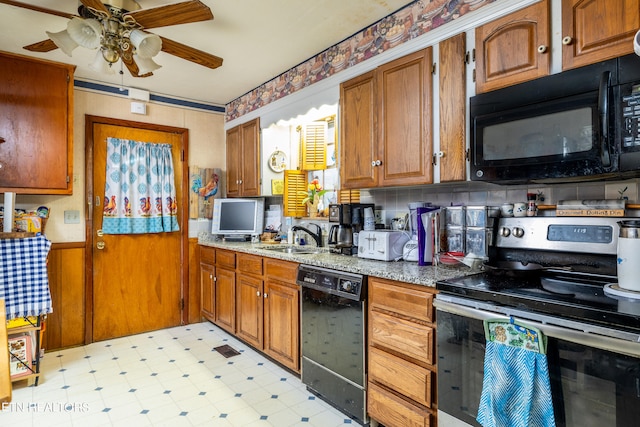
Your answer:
(211, 198), (264, 241)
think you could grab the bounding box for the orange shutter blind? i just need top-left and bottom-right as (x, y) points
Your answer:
(283, 170), (308, 217)
(300, 122), (327, 170)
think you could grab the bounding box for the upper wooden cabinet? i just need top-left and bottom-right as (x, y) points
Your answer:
(226, 117), (260, 197)
(340, 48), (433, 189)
(0, 51), (75, 194)
(439, 33), (467, 183)
(475, 0), (550, 94)
(561, 0), (640, 70)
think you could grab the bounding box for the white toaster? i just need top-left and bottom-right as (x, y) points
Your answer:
(357, 230), (410, 261)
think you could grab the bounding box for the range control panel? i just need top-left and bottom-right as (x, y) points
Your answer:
(495, 217), (620, 255)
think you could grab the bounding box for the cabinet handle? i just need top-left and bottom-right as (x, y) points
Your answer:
(210, 274), (213, 279)
(562, 36), (573, 45)
(371, 160), (382, 167)
(256, 291), (261, 297)
(537, 45), (548, 53)
(263, 293), (268, 298)
(239, 179), (243, 184)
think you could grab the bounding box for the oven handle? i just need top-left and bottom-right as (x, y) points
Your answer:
(434, 299), (640, 358)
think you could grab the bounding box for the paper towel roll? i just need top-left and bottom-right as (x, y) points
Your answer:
(635, 29), (640, 57)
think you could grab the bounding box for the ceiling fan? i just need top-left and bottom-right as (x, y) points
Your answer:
(0, 0), (223, 77)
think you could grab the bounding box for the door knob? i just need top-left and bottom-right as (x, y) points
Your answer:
(96, 241), (106, 250)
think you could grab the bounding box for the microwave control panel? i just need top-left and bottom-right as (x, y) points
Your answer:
(621, 83), (640, 149)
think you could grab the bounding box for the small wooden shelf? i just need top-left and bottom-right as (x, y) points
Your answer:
(7, 316), (44, 386)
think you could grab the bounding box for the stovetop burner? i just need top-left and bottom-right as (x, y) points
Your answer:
(437, 270), (640, 333)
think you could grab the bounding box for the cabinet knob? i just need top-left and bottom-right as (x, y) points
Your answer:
(239, 179), (243, 184)
(371, 159), (382, 167)
(210, 274), (213, 279)
(562, 36), (573, 45)
(263, 293), (268, 298)
(537, 45), (548, 53)
(256, 291), (261, 297)
(0, 137), (5, 144)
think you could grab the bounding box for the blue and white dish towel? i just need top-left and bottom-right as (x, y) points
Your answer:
(477, 318), (556, 427)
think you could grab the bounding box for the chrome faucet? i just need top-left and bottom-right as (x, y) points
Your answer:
(291, 223), (323, 247)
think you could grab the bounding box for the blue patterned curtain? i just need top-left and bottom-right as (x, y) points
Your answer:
(102, 137), (179, 234)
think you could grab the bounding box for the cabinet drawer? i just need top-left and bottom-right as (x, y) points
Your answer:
(369, 278), (434, 323)
(370, 310), (434, 365)
(216, 249), (236, 269)
(200, 246), (215, 265)
(369, 347), (432, 408)
(264, 258), (298, 283)
(367, 381), (433, 427)
(237, 253), (263, 275)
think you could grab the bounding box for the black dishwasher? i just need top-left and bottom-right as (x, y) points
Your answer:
(297, 264), (367, 425)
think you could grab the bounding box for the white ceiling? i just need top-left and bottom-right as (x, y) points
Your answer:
(0, 0), (416, 107)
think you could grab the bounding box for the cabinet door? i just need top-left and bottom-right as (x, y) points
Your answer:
(264, 279), (300, 372)
(240, 118), (261, 196)
(475, 0), (550, 93)
(214, 267), (236, 333)
(226, 126), (241, 197)
(200, 262), (215, 321)
(562, 0), (640, 70)
(0, 52), (74, 194)
(377, 48), (433, 187)
(235, 274), (263, 348)
(340, 70), (378, 189)
(439, 33), (467, 183)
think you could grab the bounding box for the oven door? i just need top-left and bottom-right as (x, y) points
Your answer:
(435, 300), (640, 427)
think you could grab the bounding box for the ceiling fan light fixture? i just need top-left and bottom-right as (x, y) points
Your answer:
(134, 54), (162, 74)
(129, 30), (162, 59)
(102, 47), (121, 64)
(89, 50), (116, 75)
(67, 17), (102, 49)
(45, 29), (78, 57)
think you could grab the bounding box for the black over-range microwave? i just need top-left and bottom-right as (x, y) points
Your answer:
(470, 53), (640, 184)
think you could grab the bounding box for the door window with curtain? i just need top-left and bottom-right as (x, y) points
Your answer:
(102, 137), (179, 234)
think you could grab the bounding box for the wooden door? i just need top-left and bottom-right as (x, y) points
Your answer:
(377, 48), (433, 187)
(240, 118), (261, 197)
(439, 33), (467, 183)
(264, 279), (299, 371)
(200, 262), (215, 320)
(235, 274), (263, 348)
(86, 116), (187, 342)
(226, 126), (240, 197)
(340, 70), (378, 189)
(562, 0), (640, 70)
(214, 266), (236, 334)
(475, 0), (550, 93)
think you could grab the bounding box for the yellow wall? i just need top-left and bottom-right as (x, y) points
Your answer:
(17, 88), (226, 243)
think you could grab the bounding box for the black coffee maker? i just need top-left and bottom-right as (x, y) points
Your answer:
(328, 203), (374, 255)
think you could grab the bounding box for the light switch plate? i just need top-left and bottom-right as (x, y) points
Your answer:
(64, 210), (80, 224)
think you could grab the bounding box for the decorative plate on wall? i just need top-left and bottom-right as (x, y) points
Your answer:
(269, 150), (287, 172)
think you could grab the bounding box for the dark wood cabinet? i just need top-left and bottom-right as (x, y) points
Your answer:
(0, 51), (75, 194)
(226, 118), (260, 197)
(340, 48), (433, 189)
(475, 0), (550, 94)
(561, 0), (640, 70)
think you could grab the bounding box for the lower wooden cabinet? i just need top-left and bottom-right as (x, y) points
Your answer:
(199, 246), (300, 373)
(367, 277), (437, 427)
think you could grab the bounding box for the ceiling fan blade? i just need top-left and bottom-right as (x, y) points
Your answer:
(159, 36), (223, 70)
(79, 0), (110, 17)
(0, 0), (75, 19)
(24, 39), (58, 53)
(125, 0), (212, 29)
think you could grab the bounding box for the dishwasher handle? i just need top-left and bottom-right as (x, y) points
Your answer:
(434, 298), (640, 359)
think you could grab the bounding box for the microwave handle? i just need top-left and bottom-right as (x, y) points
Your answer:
(598, 71), (612, 167)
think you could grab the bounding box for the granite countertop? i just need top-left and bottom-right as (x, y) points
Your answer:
(198, 233), (478, 287)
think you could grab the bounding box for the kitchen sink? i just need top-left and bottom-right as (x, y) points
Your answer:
(260, 246), (324, 255)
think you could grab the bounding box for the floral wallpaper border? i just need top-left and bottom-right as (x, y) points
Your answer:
(225, 0), (496, 122)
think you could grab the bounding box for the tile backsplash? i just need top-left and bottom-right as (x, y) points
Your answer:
(360, 178), (640, 227)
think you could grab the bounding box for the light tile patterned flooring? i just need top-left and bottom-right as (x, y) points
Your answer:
(3, 322), (358, 426)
